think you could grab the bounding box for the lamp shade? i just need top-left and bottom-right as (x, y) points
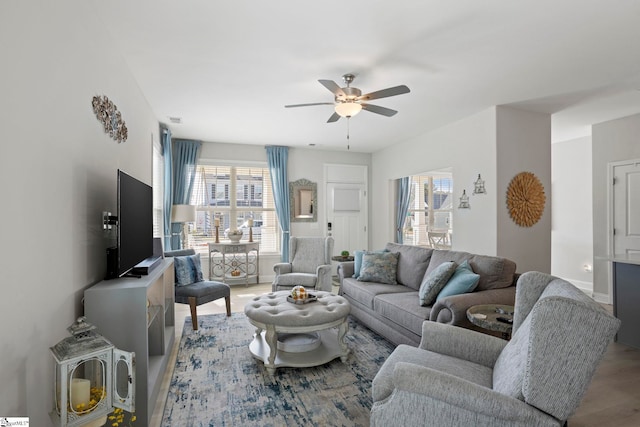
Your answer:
(335, 102), (362, 118)
(172, 204), (196, 223)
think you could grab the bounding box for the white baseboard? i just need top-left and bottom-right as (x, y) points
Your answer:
(261, 274), (275, 284)
(563, 278), (612, 304)
(592, 292), (612, 305)
(566, 279), (593, 295)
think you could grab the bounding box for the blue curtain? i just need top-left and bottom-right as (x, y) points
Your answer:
(266, 146), (290, 262)
(171, 139), (202, 249)
(396, 176), (411, 243)
(161, 127), (173, 251)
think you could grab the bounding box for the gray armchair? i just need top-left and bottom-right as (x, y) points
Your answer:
(371, 271), (620, 427)
(272, 236), (334, 292)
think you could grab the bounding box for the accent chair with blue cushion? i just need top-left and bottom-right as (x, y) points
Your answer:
(272, 236), (334, 292)
(165, 249), (231, 330)
(370, 271), (621, 427)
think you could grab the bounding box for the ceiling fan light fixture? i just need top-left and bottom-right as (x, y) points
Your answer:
(335, 102), (362, 118)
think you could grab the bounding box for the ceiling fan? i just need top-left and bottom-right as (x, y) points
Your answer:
(285, 74), (410, 123)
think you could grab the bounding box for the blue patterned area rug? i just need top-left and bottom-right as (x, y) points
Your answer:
(161, 312), (396, 427)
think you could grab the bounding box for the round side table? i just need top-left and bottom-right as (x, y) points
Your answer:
(466, 304), (514, 340)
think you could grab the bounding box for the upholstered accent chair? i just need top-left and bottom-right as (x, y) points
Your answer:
(370, 271), (620, 427)
(272, 236), (334, 292)
(165, 249), (231, 330)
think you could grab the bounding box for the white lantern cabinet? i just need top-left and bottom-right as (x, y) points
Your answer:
(84, 258), (175, 426)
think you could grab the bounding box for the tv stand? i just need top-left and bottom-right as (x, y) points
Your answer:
(84, 258), (175, 427)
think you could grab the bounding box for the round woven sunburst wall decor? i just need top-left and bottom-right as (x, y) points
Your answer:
(506, 171), (546, 227)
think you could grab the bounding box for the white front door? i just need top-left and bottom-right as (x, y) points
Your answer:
(613, 160), (640, 260)
(326, 183), (368, 255)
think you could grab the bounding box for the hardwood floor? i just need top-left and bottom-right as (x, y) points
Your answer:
(150, 284), (640, 427)
(568, 341), (640, 426)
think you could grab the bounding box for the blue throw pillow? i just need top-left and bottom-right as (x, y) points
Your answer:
(357, 251), (399, 285)
(174, 254), (204, 286)
(418, 261), (457, 306)
(353, 249), (387, 278)
(436, 260), (480, 301)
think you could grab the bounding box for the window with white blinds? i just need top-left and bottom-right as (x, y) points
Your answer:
(189, 165), (279, 254)
(152, 142), (164, 239)
(403, 173), (453, 248)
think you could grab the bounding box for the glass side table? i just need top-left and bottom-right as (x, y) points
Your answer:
(466, 304), (514, 340)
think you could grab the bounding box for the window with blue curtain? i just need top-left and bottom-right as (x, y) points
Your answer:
(170, 139), (202, 250)
(265, 146), (290, 262)
(402, 173), (453, 248)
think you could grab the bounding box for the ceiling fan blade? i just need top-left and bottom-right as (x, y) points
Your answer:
(285, 102), (334, 108)
(358, 85), (410, 101)
(318, 80), (346, 97)
(327, 112), (341, 123)
(361, 103), (398, 117)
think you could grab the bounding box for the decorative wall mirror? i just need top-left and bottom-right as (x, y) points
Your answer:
(290, 178), (317, 222)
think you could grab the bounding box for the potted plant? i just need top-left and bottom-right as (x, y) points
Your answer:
(340, 250), (350, 259)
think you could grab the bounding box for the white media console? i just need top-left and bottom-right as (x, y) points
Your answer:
(84, 258), (175, 426)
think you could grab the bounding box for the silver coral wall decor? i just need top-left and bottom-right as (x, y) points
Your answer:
(91, 95), (128, 143)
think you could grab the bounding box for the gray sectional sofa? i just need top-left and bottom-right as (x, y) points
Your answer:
(337, 243), (518, 346)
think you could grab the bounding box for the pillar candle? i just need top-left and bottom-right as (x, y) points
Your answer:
(214, 217), (220, 227)
(248, 218), (253, 227)
(70, 378), (90, 409)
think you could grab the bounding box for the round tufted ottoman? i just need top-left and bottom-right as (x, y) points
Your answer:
(244, 291), (351, 374)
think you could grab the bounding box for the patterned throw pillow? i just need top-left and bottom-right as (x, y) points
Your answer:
(436, 260), (480, 301)
(357, 251), (399, 285)
(352, 249), (387, 278)
(174, 254), (204, 286)
(419, 261), (457, 306)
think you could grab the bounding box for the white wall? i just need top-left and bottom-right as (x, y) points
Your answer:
(371, 106), (552, 274)
(197, 142), (370, 276)
(551, 136), (593, 292)
(592, 113), (640, 299)
(288, 148), (370, 239)
(0, 2), (159, 423)
(496, 107), (551, 273)
(371, 107), (499, 253)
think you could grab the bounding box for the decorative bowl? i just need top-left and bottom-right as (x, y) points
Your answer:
(227, 229), (243, 242)
(290, 285), (307, 301)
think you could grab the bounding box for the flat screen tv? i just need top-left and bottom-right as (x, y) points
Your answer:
(117, 169), (153, 277)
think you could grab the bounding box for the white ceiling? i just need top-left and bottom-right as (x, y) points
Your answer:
(91, 0), (640, 153)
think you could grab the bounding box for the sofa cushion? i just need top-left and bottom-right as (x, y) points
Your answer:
(374, 292), (431, 337)
(436, 260), (480, 301)
(358, 251), (399, 285)
(372, 344), (494, 403)
(174, 254), (204, 286)
(272, 272), (318, 288)
(384, 242), (433, 290)
(425, 250), (516, 291)
(353, 249), (387, 278)
(341, 278), (414, 310)
(419, 261), (457, 306)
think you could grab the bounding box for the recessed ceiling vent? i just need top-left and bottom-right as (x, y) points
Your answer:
(169, 116), (182, 124)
